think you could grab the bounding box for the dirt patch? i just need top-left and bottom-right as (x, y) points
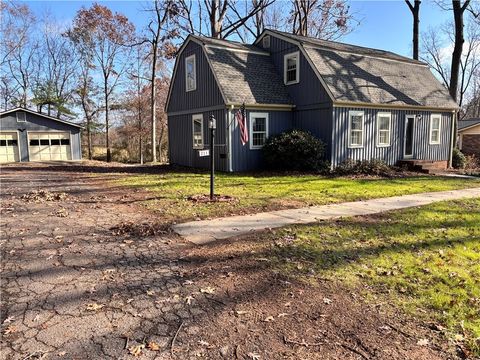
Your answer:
(175, 235), (458, 360)
(187, 194), (238, 203)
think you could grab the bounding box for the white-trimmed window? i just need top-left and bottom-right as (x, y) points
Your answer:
(249, 112), (269, 149)
(429, 114), (441, 144)
(192, 114), (203, 149)
(185, 54), (196, 92)
(348, 110), (364, 148)
(284, 52), (299, 85)
(376, 112), (391, 147)
(16, 111), (26, 122)
(262, 35), (270, 49)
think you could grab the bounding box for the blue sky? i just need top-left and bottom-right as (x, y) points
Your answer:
(24, 0), (451, 58)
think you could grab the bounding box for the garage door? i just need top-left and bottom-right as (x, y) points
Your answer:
(28, 132), (71, 161)
(0, 132), (20, 163)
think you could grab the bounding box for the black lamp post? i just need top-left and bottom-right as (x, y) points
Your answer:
(209, 114), (216, 200)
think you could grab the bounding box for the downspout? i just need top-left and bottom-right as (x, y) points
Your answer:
(227, 104), (234, 172)
(449, 110), (456, 168)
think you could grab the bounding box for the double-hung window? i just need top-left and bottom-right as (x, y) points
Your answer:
(284, 52), (299, 85)
(376, 112), (391, 147)
(249, 113), (269, 149)
(185, 54), (196, 92)
(429, 114), (441, 144)
(192, 114), (203, 149)
(348, 111), (364, 148)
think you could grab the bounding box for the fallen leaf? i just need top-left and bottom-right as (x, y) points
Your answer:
(3, 325), (16, 335)
(235, 310), (249, 315)
(146, 290), (155, 296)
(185, 296), (194, 305)
(86, 303), (104, 311)
(200, 287), (215, 294)
(198, 340), (210, 346)
(3, 316), (14, 324)
(263, 316), (275, 322)
(277, 313), (289, 317)
(183, 280), (194, 285)
(247, 352), (260, 360)
(57, 351), (67, 356)
(128, 344), (145, 357)
(454, 334), (465, 341)
(147, 341), (161, 351)
(323, 297), (333, 305)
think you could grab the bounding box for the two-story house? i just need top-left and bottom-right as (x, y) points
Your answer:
(166, 29), (458, 172)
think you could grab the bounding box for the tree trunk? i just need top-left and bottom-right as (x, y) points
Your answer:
(87, 116), (93, 160)
(413, 1), (420, 60)
(151, 44), (157, 163)
(450, 0), (466, 102)
(105, 79), (111, 162)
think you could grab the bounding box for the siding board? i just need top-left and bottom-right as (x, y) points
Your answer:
(230, 109), (293, 171)
(332, 107), (453, 167)
(167, 42), (224, 113)
(168, 109), (228, 172)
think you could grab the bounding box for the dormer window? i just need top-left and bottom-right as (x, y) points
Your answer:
(185, 54), (196, 92)
(284, 52), (299, 85)
(262, 35), (270, 49)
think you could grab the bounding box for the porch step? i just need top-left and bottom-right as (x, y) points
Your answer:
(397, 160), (448, 174)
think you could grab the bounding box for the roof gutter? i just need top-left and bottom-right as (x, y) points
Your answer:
(226, 103), (295, 111)
(333, 101), (459, 112)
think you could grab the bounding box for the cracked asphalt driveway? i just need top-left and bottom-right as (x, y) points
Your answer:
(0, 167), (196, 360)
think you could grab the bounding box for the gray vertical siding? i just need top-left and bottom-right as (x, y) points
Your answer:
(263, 35), (332, 108)
(230, 109), (293, 171)
(168, 108), (228, 172)
(293, 108), (333, 159)
(167, 41), (224, 113)
(331, 107), (453, 167)
(0, 111), (82, 161)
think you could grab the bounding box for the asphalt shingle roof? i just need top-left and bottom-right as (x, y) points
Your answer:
(458, 119), (480, 130)
(190, 32), (457, 109)
(200, 40), (292, 105)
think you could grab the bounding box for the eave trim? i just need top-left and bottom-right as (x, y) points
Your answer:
(333, 101), (458, 112)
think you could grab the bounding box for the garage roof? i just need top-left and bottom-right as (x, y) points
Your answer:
(0, 108), (84, 129)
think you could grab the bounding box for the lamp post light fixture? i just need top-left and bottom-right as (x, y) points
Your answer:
(209, 114), (216, 200)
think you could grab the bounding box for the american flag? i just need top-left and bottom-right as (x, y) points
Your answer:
(235, 103), (248, 145)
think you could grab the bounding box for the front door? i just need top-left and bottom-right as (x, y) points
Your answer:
(404, 115), (415, 158)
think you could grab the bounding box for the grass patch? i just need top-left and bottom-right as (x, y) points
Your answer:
(117, 171), (480, 223)
(269, 199), (480, 354)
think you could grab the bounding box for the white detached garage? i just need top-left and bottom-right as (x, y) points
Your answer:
(0, 108), (82, 163)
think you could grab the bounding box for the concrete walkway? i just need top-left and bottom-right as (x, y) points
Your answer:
(173, 187), (480, 244)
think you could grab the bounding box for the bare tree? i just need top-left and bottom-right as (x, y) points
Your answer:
(68, 3), (135, 162)
(290, 0), (356, 40)
(178, 0), (274, 39)
(405, 0), (421, 60)
(145, 0), (179, 163)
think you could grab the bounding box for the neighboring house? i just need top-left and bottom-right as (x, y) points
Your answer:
(166, 29), (458, 172)
(458, 119), (480, 158)
(0, 108), (82, 163)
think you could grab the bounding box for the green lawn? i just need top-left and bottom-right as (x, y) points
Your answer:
(268, 199), (480, 354)
(118, 172), (480, 223)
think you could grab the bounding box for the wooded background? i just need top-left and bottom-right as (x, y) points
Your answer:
(1, 0), (479, 163)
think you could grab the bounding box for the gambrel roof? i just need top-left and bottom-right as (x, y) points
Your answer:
(190, 35), (293, 106)
(258, 30), (458, 110)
